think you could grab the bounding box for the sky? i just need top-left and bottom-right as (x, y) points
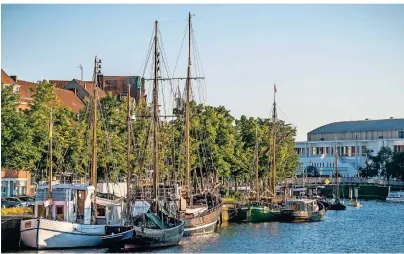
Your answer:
(2, 4), (404, 141)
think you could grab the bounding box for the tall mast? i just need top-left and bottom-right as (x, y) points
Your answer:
(335, 140), (339, 198)
(152, 20), (159, 212)
(48, 108), (53, 204)
(126, 80), (132, 203)
(91, 56), (101, 224)
(185, 12), (192, 199)
(255, 126), (259, 201)
(272, 84), (277, 200)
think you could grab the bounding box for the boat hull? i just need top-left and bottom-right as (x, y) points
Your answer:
(120, 222), (184, 249)
(386, 198), (404, 202)
(183, 204), (222, 236)
(278, 210), (325, 222)
(20, 218), (105, 250)
(238, 205), (279, 223)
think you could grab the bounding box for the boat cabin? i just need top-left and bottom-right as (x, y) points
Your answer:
(34, 184), (123, 225)
(284, 199), (320, 212)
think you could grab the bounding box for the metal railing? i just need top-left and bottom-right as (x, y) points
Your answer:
(281, 177), (404, 187)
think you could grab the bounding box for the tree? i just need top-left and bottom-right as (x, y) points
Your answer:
(1, 86), (39, 170)
(386, 152), (404, 181)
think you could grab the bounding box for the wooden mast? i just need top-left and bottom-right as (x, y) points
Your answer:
(335, 141), (339, 198)
(48, 108), (53, 208)
(126, 80), (132, 203)
(185, 12), (192, 200)
(91, 56), (101, 223)
(255, 126), (259, 201)
(152, 20), (159, 212)
(272, 84), (277, 201)
(91, 56), (99, 188)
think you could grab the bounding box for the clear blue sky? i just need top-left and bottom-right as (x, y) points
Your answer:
(2, 4), (404, 141)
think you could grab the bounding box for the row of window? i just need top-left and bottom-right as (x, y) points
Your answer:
(308, 162), (336, 168)
(295, 146), (366, 157)
(394, 145), (404, 153)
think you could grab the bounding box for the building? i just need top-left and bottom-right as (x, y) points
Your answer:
(1, 170), (33, 197)
(295, 118), (404, 177)
(53, 79), (105, 102)
(98, 75), (145, 102)
(2, 70), (85, 113)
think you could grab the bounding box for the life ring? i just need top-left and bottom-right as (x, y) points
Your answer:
(145, 191), (151, 199)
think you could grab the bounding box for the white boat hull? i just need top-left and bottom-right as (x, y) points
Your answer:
(20, 218), (105, 249)
(386, 197), (404, 203)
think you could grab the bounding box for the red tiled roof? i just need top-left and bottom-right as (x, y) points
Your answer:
(50, 80), (70, 89)
(1, 69), (16, 84)
(18, 80), (85, 113)
(76, 80), (106, 98)
(54, 89), (85, 113)
(18, 80), (37, 101)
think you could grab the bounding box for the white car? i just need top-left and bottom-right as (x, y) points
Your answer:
(5, 196), (35, 207)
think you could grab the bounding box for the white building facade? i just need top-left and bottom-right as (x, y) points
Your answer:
(295, 118), (404, 177)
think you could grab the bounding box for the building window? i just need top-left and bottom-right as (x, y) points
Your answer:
(1, 181), (9, 197)
(312, 147), (316, 155)
(348, 147), (352, 157)
(399, 131), (404, 139)
(362, 145), (367, 154)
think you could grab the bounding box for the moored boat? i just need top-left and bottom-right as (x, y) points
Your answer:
(182, 194), (222, 236)
(278, 199), (326, 222)
(386, 191), (404, 202)
(237, 202), (280, 223)
(20, 68), (125, 250)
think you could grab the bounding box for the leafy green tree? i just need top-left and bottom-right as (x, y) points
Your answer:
(1, 86), (38, 170)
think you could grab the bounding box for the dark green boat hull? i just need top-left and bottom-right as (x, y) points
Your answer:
(233, 204), (279, 223)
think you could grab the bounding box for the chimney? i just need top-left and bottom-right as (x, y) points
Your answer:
(84, 84), (87, 90)
(10, 75), (18, 82)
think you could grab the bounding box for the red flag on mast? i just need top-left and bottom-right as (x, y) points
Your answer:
(274, 84), (277, 93)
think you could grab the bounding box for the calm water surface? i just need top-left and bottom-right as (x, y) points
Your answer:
(36, 201), (404, 253)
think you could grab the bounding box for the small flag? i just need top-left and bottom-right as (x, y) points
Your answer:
(49, 121), (53, 137)
(274, 84), (277, 93)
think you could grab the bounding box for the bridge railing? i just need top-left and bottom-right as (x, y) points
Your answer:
(281, 177), (404, 187)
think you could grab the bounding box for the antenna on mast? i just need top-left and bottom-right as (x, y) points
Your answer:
(77, 64), (83, 81)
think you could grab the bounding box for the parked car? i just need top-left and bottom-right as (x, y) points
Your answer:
(1, 197), (22, 208)
(16, 195), (35, 206)
(4, 196), (35, 207)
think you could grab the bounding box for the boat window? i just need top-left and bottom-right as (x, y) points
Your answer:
(56, 205), (64, 221)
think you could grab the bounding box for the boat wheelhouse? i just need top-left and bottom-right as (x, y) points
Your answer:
(20, 184), (124, 249)
(279, 199), (326, 222)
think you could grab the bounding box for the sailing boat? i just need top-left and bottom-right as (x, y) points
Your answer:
(179, 12), (223, 236)
(348, 187), (362, 208)
(101, 20), (184, 250)
(20, 57), (125, 249)
(236, 126), (279, 223)
(328, 141), (346, 211)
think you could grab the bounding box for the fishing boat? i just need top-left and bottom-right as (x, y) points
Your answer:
(101, 20), (184, 250)
(20, 58), (125, 250)
(278, 199), (326, 222)
(328, 141), (346, 211)
(386, 190), (404, 202)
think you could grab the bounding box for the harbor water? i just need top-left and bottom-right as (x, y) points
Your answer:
(25, 201), (404, 253)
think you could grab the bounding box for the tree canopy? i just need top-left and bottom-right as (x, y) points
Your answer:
(1, 83), (301, 188)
